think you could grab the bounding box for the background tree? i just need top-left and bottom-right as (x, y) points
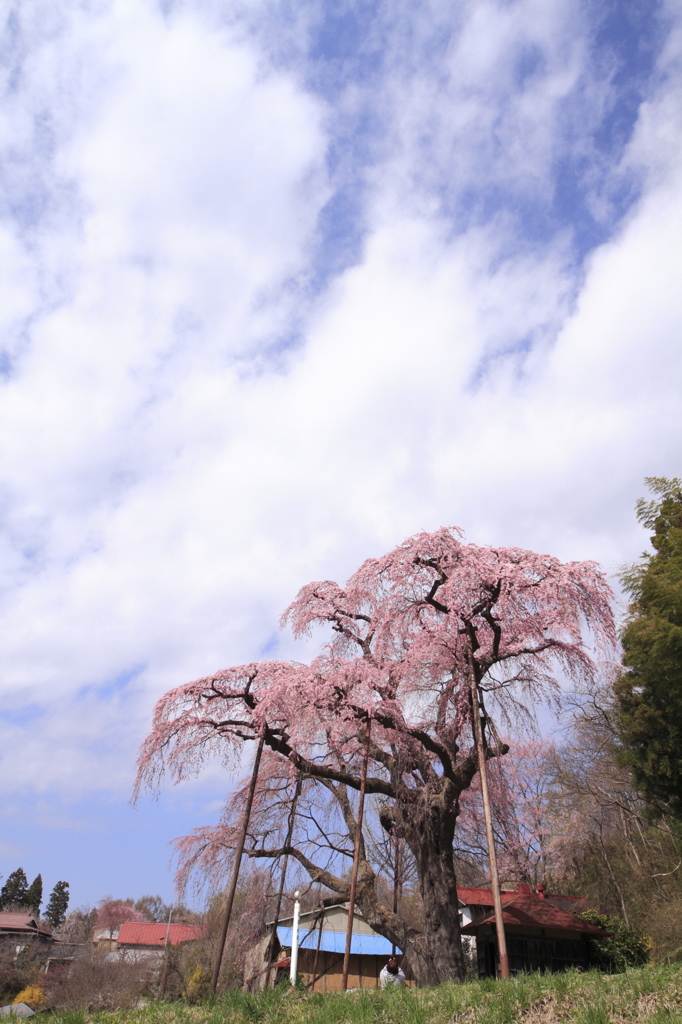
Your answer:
(132, 895), (171, 922)
(0, 869), (29, 911)
(456, 739), (564, 889)
(615, 477), (682, 816)
(59, 905), (96, 943)
(552, 674), (682, 957)
(95, 899), (146, 940)
(44, 882), (70, 930)
(137, 526), (615, 986)
(26, 875), (42, 915)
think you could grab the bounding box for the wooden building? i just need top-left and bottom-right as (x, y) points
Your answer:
(0, 913), (53, 958)
(245, 903), (403, 992)
(461, 889), (607, 976)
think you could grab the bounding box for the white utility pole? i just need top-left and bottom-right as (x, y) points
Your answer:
(289, 891), (301, 986)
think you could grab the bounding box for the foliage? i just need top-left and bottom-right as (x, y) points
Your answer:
(551, 674), (682, 957)
(456, 739), (565, 889)
(40, 963), (682, 1024)
(137, 527), (615, 986)
(0, 943), (45, 1004)
(25, 875), (43, 914)
(59, 905), (96, 943)
(0, 868), (30, 910)
(95, 898), (146, 937)
(45, 881), (71, 929)
(615, 477), (682, 816)
(577, 910), (650, 972)
(183, 961), (211, 1002)
(133, 895), (173, 922)
(13, 983), (45, 1009)
(43, 952), (150, 1012)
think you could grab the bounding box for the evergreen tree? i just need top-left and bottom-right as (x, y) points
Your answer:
(0, 868), (29, 910)
(26, 874), (43, 914)
(615, 477), (682, 816)
(44, 881), (70, 929)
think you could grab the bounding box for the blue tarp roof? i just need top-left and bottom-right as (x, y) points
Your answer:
(277, 926), (400, 957)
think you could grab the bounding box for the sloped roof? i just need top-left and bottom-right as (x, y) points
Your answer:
(274, 903), (347, 926)
(117, 922), (205, 947)
(276, 926), (398, 957)
(457, 888), (520, 908)
(457, 887), (582, 910)
(460, 893), (608, 936)
(0, 913), (51, 937)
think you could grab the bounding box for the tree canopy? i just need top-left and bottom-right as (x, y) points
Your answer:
(26, 874), (42, 914)
(44, 881), (70, 930)
(0, 868), (29, 911)
(615, 478), (682, 817)
(136, 526), (615, 985)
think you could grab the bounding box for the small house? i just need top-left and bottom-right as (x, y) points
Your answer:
(245, 903), (403, 992)
(0, 913), (53, 959)
(461, 887), (607, 975)
(103, 921), (205, 963)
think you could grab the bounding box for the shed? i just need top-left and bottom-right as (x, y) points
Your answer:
(244, 904), (403, 992)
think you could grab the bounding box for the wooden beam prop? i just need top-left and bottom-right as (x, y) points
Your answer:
(211, 730), (265, 994)
(468, 653), (509, 979)
(341, 722), (371, 991)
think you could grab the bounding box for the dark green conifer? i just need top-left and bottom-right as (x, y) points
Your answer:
(44, 881), (70, 929)
(26, 874), (43, 914)
(616, 477), (682, 816)
(0, 868), (29, 910)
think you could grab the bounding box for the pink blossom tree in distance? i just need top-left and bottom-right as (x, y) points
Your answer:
(135, 527), (615, 985)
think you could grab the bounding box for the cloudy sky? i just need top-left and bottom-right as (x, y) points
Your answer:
(1, 0), (681, 910)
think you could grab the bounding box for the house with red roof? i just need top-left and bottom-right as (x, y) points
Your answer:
(101, 921), (205, 963)
(460, 884), (607, 976)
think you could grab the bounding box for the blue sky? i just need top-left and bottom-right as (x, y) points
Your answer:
(1, 0), (681, 911)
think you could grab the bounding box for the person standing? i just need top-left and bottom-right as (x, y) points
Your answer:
(380, 956), (406, 988)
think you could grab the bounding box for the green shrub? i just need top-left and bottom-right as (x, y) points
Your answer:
(577, 910), (650, 971)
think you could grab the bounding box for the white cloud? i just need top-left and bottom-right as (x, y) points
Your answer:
(0, 0), (681, 818)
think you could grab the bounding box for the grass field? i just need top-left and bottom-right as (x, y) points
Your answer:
(44, 964), (682, 1024)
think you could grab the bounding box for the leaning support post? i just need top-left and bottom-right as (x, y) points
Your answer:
(468, 653), (509, 979)
(341, 721), (371, 991)
(263, 774), (302, 988)
(391, 833), (400, 956)
(308, 907), (325, 991)
(210, 730), (266, 995)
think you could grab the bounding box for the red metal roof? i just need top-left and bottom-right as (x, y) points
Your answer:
(460, 893), (607, 936)
(117, 922), (205, 947)
(457, 887), (581, 908)
(457, 887), (521, 907)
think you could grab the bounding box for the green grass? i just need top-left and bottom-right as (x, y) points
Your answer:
(44, 964), (682, 1024)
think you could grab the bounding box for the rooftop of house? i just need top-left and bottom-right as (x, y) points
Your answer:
(0, 913), (52, 938)
(458, 884), (584, 910)
(116, 922), (205, 947)
(460, 892), (608, 937)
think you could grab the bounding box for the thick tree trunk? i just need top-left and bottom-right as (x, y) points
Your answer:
(356, 802), (465, 987)
(404, 802), (465, 985)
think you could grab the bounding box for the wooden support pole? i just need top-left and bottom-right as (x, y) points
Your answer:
(210, 731), (265, 995)
(391, 833), (400, 956)
(468, 654), (509, 980)
(309, 908), (325, 991)
(341, 722), (371, 991)
(263, 775), (302, 988)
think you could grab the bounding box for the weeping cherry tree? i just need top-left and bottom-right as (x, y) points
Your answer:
(135, 527), (615, 985)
